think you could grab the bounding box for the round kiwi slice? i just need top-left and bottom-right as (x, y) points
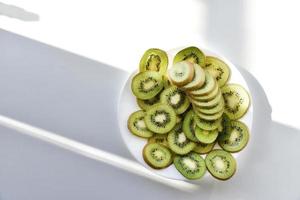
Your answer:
(194, 98), (224, 115)
(193, 142), (216, 154)
(131, 71), (163, 100)
(137, 94), (160, 110)
(168, 61), (194, 86)
(143, 143), (172, 169)
(127, 110), (154, 138)
(182, 63), (205, 91)
(148, 134), (169, 147)
(191, 91), (223, 108)
(222, 84), (250, 120)
(194, 109), (224, 121)
(182, 110), (199, 142)
(190, 84), (219, 101)
(160, 86), (190, 114)
(188, 72), (216, 96)
(220, 114), (232, 135)
(218, 121), (249, 153)
(205, 149), (236, 180)
(145, 104), (177, 134)
(195, 127), (219, 144)
(173, 46), (206, 67)
(167, 123), (196, 155)
(174, 152), (206, 180)
(204, 56), (230, 87)
(139, 48), (168, 75)
(194, 116), (222, 131)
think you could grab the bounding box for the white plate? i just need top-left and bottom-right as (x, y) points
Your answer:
(118, 47), (253, 181)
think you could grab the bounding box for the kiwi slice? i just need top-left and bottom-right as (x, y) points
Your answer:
(191, 91), (223, 108)
(143, 143), (172, 169)
(167, 123), (196, 155)
(139, 48), (168, 75)
(173, 46), (206, 67)
(204, 56), (230, 87)
(205, 149), (236, 180)
(127, 110), (154, 138)
(222, 84), (250, 120)
(190, 84), (219, 101)
(188, 72), (216, 96)
(182, 110), (199, 142)
(193, 142), (216, 154)
(194, 98), (224, 115)
(218, 121), (249, 153)
(182, 63), (205, 91)
(194, 116), (222, 131)
(163, 75), (172, 89)
(137, 94), (160, 110)
(144, 104), (177, 134)
(195, 127), (219, 144)
(131, 71), (163, 100)
(220, 114), (232, 134)
(174, 152), (206, 180)
(194, 109), (224, 121)
(148, 134), (169, 147)
(160, 86), (190, 114)
(168, 61), (194, 86)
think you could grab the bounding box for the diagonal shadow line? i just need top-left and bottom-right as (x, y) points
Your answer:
(0, 2), (39, 21)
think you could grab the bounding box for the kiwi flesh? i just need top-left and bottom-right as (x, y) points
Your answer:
(160, 86), (190, 114)
(204, 56), (230, 87)
(167, 123), (196, 155)
(194, 116), (222, 131)
(205, 149), (236, 180)
(220, 114), (232, 135)
(190, 84), (219, 101)
(128, 110), (154, 138)
(182, 63), (206, 91)
(148, 134), (169, 147)
(222, 84), (250, 120)
(173, 46), (206, 67)
(194, 98), (224, 115)
(144, 104), (177, 134)
(195, 127), (219, 144)
(193, 142), (216, 154)
(182, 110), (199, 142)
(191, 91), (223, 108)
(188, 72), (216, 96)
(137, 94), (160, 110)
(174, 152), (206, 180)
(131, 71), (163, 100)
(139, 48), (168, 75)
(218, 121), (249, 153)
(194, 109), (224, 121)
(143, 143), (172, 169)
(168, 61), (194, 86)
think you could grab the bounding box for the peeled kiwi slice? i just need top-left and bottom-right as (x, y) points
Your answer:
(182, 110), (199, 142)
(222, 84), (250, 120)
(143, 143), (172, 169)
(139, 48), (168, 75)
(167, 123), (196, 155)
(148, 134), (169, 147)
(174, 152), (206, 180)
(137, 94), (160, 110)
(191, 91), (223, 108)
(144, 104), (177, 134)
(195, 116), (222, 131)
(182, 63), (206, 91)
(195, 109), (224, 121)
(195, 127), (219, 144)
(205, 149), (236, 180)
(190, 84), (219, 101)
(127, 110), (154, 138)
(194, 98), (224, 115)
(173, 46), (206, 67)
(160, 86), (190, 114)
(204, 56), (230, 87)
(131, 71), (163, 100)
(193, 142), (216, 154)
(168, 61), (194, 86)
(218, 121), (249, 153)
(188, 72), (216, 96)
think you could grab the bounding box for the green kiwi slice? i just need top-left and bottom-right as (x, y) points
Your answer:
(173, 46), (206, 67)
(182, 110), (199, 142)
(143, 143), (172, 169)
(167, 123), (196, 155)
(144, 104), (177, 134)
(191, 91), (223, 108)
(168, 61), (194, 86)
(163, 75), (172, 89)
(160, 86), (190, 114)
(174, 152), (206, 180)
(195, 127), (219, 144)
(190, 84), (219, 101)
(222, 84), (250, 120)
(194, 116), (222, 131)
(205, 149), (236, 180)
(182, 63), (205, 91)
(148, 134), (169, 147)
(137, 94), (160, 110)
(127, 110), (154, 138)
(139, 48), (168, 75)
(194, 109), (224, 121)
(204, 56), (230, 87)
(131, 71), (163, 100)
(193, 142), (216, 154)
(220, 114), (232, 135)
(194, 98), (224, 115)
(218, 121), (249, 153)
(188, 72), (216, 96)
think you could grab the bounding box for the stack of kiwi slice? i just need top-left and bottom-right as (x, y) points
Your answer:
(128, 47), (251, 181)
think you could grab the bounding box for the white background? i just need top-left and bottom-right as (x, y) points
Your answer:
(1, 0), (300, 129)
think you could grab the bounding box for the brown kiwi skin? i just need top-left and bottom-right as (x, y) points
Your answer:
(142, 144), (173, 169)
(169, 61), (194, 87)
